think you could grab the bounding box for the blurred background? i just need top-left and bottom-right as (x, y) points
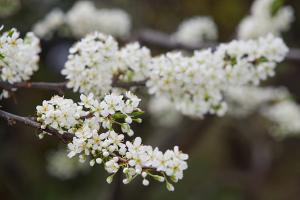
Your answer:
(0, 0), (300, 199)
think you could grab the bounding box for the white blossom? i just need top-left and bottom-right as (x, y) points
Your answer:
(62, 32), (151, 97)
(36, 92), (188, 191)
(147, 34), (288, 118)
(47, 148), (88, 180)
(238, 0), (294, 39)
(225, 86), (289, 117)
(33, 9), (65, 39)
(66, 1), (131, 38)
(62, 32), (119, 96)
(36, 96), (86, 134)
(262, 100), (300, 138)
(172, 16), (218, 46)
(225, 86), (300, 139)
(148, 96), (182, 127)
(0, 28), (40, 99)
(118, 42), (151, 82)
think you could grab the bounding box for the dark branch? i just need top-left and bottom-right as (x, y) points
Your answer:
(0, 80), (146, 94)
(113, 80), (146, 89)
(0, 109), (151, 168)
(0, 109), (73, 143)
(137, 29), (217, 51)
(0, 81), (67, 94)
(136, 29), (300, 62)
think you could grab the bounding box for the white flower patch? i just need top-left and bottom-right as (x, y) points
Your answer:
(0, 28), (40, 99)
(225, 86), (289, 117)
(147, 34), (288, 118)
(66, 1), (131, 38)
(262, 100), (300, 138)
(47, 148), (89, 180)
(172, 16), (218, 46)
(118, 42), (151, 82)
(225, 86), (300, 139)
(32, 1), (131, 39)
(36, 92), (188, 191)
(36, 96), (86, 134)
(62, 32), (119, 96)
(62, 32), (152, 97)
(238, 0), (294, 39)
(33, 9), (65, 39)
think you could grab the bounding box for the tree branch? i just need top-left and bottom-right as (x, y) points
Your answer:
(136, 29), (216, 51)
(0, 109), (150, 168)
(0, 80), (147, 94)
(0, 109), (73, 143)
(0, 81), (67, 94)
(136, 29), (300, 62)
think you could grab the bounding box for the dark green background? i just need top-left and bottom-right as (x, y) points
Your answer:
(0, 0), (300, 199)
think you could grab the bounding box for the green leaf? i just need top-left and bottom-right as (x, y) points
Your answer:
(7, 29), (14, 37)
(133, 118), (142, 123)
(224, 53), (237, 65)
(253, 56), (269, 65)
(131, 111), (144, 117)
(271, 0), (284, 16)
(112, 113), (126, 119)
(0, 53), (4, 60)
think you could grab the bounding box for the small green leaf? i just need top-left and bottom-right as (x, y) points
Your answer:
(112, 113), (126, 119)
(131, 111), (144, 117)
(224, 53), (237, 65)
(7, 29), (14, 37)
(0, 53), (4, 60)
(271, 0), (284, 16)
(133, 118), (142, 123)
(253, 56), (269, 65)
(258, 56), (268, 63)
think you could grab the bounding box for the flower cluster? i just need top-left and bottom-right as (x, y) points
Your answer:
(66, 1), (131, 38)
(225, 86), (300, 138)
(215, 34), (288, 85)
(118, 42), (151, 82)
(238, 0), (294, 39)
(62, 32), (119, 97)
(36, 96), (86, 134)
(33, 9), (65, 39)
(147, 34), (288, 118)
(33, 1), (131, 39)
(172, 16), (218, 46)
(0, 27), (40, 99)
(47, 148), (89, 180)
(148, 96), (182, 127)
(262, 100), (300, 138)
(62, 32), (151, 97)
(147, 51), (227, 118)
(36, 92), (188, 191)
(225, 86), (289, 117)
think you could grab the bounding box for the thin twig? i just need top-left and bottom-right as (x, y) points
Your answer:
(0, 109), (152, 169)
(137, 29), (300, 62)
(137, 29), (216, 51)
(0, 109), (73, 143)
(113, 80), (146, 89)
(0, 80), (147, 94)
(0, 81), (67, 95)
